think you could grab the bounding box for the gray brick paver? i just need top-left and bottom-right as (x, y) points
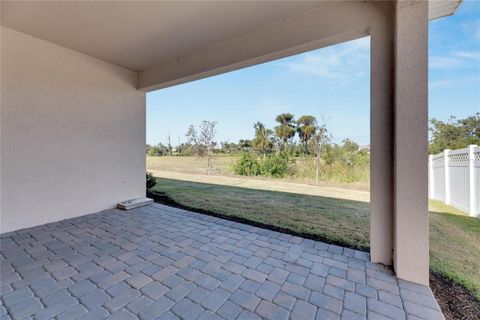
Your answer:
(241, 279), (261, 293)
(165, 283), (195, 302)
(126, 295), (153, 314)
(41, 288), (71, 307)
(138, 296), (175, 320)
(243, 268), (267, 283)
(34, 296), (78, 320)
(268, 268), (289, 285)
(256, 281), (281, 301)
(403, 301), (445, 320)
(237, 309), (262, 320)
(141, 281), (169, 300)
(344, 292), (367, 315)
(255, 300), (290, 320)
(200, 288), (230, 311)
(170, 297), (204, 319)
(379, 290), (403, 308)
(310, 292), (342, 314)
(78, 306), (110, 320)
(326, 275), (355, 292)
(367, 298), (406, 320)
(305, 274), (326, 292)
(273, 292), (297, 311)
(197, 310), (223, 320)
(315, 307), (340, 320)
(220, 273), (245, 292)
(79, 288), (110, 309)
(281, 282), (310, 301)
(107, 281), (131, 297)
(68, 279), (96, 297)
(229, 289), (261, 312)
(217, 300), (243, 319)
(57, 304), (89, 319)
(104, 288), (141, 312)
(107, 309), (138, 320)
(0, 204), (443, 320)
(1, 287), (33, 308)
(291, 300), (317, 320)
(126, 273), (152, 289)
(8, 297), (43, 319)
(400, 287), (440, 310)
(341, 309), (366, 319)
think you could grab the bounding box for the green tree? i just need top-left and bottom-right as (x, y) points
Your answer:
(308, 120), (330, 184)
(147, 143), (168, 156)
(252, 122), (273, 158)
(274, 113), (296, 151)
(185, 121), (218, 173)
(238, 139), (252, 151)
(429, 113), (480, 154)
(297, 115), (317, 154)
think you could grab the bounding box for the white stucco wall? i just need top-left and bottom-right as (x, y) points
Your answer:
(0, 28), (146, 233)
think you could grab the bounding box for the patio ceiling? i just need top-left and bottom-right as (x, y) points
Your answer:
(1, 1), (461, 73)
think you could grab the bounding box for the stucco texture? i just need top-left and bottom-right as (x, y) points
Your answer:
(0, 28), (146, 233)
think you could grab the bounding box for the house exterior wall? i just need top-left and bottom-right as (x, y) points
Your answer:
(0, 28), (146, 233)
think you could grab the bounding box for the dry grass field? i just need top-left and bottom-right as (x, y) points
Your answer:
(147, 155), (370, 190)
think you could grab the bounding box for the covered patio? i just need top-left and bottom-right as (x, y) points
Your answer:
(1, 0), (464, 319)
(1, 204), (443, 319)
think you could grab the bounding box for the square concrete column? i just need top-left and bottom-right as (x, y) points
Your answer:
(369, 11), (395, 267)
(393, 0), (429, 285)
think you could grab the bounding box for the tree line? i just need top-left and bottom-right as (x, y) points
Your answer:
(428, 113), (479, 154)
(146, 113), (478, 184)
(147, 113), (369, 183)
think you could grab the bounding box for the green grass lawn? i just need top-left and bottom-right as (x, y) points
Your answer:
(150, 177), (480, 300)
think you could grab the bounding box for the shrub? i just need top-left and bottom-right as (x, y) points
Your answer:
(260, 154), (290, 178)
(233, 153), (261, 176)
(146, 172), (157, 189)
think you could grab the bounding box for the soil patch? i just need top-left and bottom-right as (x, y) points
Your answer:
(430, 272), (480, 320)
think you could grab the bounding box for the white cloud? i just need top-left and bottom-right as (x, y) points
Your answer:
(462, 18), (480, 40)
(257, 98), (292, 117)
(283, 37), (370, 83)
(429, 75), (479, 90)
(429, 51), (480, 70)
(430, 79), (456, 89)
(429, 56), (462, 69)
(453, 51), (480, 60)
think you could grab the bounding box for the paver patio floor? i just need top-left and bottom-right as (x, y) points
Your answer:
(1, 203), (444, 319)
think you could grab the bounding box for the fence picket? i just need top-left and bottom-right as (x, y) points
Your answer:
(429, 145), (479, 217)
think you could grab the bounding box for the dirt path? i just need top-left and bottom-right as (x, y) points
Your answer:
(150, 170), (371, 203)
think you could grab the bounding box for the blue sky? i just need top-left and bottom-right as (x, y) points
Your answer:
(147, 1), (479, 146)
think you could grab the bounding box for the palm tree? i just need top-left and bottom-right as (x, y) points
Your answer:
(274, 113), (296, 151)
(252, 122), (273, 158)
(297, 115), (317, 154)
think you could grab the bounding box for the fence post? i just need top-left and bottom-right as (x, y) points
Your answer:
(444, 149), (450, 205)
(468, 145), (476, 217)
(428, 155), (433, 199)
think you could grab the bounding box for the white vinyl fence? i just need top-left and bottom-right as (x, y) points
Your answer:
(429, 145), (480, 217)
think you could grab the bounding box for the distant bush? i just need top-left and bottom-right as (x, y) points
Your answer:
(233, 153), (261, 176)
(260, 154), (290, 178)
(233, 153), (292, 178)
(314, 141), (370, 183)
(146, 172), (157, 189)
